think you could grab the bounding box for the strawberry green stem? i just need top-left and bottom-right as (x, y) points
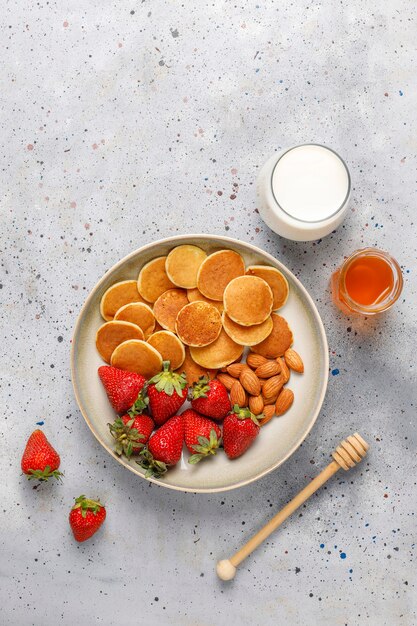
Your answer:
(72, 495), (103, 517)
(25, 466), (64, 482)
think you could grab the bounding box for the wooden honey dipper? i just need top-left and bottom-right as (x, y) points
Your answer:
(216, 432), (369, 581)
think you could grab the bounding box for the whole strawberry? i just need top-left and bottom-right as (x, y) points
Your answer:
(182, 409), (221, 464)
(137, 414), (184, 478)
(108, 413), (154, 458)
(21, 430), (63, 481)
(98, 365), (146, 415)
(147, 361), (187, 426)
(190, 376), (231, 421)
(223, 405), (261, 460)
(69, 495), (106, 542)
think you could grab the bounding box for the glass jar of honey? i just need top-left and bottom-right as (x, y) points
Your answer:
(331, 248), (403, 315)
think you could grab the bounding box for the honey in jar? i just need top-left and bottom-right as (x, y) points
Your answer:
(331, 248), (403, 315)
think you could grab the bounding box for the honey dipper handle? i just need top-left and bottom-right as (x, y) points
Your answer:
(229, 460), (340, 568)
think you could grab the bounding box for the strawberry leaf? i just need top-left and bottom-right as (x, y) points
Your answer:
(127, 391), (149, 416)
(149, 361), (187, 396)
(26, 466), (64, 482)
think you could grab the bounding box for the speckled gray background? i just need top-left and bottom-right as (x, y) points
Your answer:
(1, 1), (416, 624)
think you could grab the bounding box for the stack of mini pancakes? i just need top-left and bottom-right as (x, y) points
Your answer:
(95, 245), (293, 383)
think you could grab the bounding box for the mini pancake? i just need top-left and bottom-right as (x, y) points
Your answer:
(174, 347), (217, 385)
(190, 329), (244, 369)
(175, 301), (222, 347)
(222, 312), (273, 346)
(147, 331), (185, 370)
(165, 245), (207, 289)
(96, 321), (144, 363)
(223, 275), (273, 326)
(153, 288), (189, 332)
(110, 339), (163, 379)
(187, 288), (224, 313)
(114, 302), (155, 338)
(197, 249), (245, 301)
(246, 265), (289, 310)
(137, 256), (175, 303)
(250, 313), (293, 358)
(100, 280), (146, 321)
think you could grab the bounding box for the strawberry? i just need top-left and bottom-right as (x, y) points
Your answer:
(189, 376), (231, 421)
(108, 414), (154, 458)
(147, 361), (187, 426)
(69, 495), (106, 542)
(182, 409), (221, 464)
(98, 365), (146, 415)
(222, 405), (260, 460)
(137, 414), (184, 478)
(21, 430), (63, 481)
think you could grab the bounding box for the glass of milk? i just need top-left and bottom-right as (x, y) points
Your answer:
(257, 144), (351, 241)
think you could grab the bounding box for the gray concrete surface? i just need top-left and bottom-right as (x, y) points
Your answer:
(1, 1), (416, 624)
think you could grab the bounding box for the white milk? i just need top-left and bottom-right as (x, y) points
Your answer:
(257, 144), (351, 241)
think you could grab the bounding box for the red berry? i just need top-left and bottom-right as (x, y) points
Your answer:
(98, 366), (146, 414)
(147, 361), (187, 426)
(21, 430), (63, 481)
(222, 405), (260, 460)
(69, 495), (106, 542)
(190, 376), (231, 420)
(182, 409), (221, 464)
(108, 414), (154, 458)
(137, 414), (184, 478)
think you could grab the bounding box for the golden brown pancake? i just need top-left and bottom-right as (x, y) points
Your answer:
(153, 288), (189, 332)
(110, 339), (163, 378)
(100, 280), (146, 321)
(197, 249), (245, 301)
(175, 301), (222, 347)
(137, 257), (175, 303)
(114, 302), (155, 338)
(250, 313), (293, 358)
(95, 321), (144, 363)
(246, 265), (289, 310)
(190, 329), (244, 369)
(174, 346), (217, 385)
(165, 245), (207, 289)
(222, 312), (273, 346)
(186, 288), (224, 313)
(223, 275), (273, 326)
(147, 331), (185, 370)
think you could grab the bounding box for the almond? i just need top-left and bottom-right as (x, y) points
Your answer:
(217, 372), (235, 391)
(230, 381), (247, 408)
(260, 404), (275, 426)
(246, 353), (268, 369)
(284, 349), (304, 373)
(239, 368), (261, 396)
(227, 363), (247, 378)
(249, 394), (264, 416)
(276, 356), (290, 383)
(255, 360), (281, 378)
(262, 374), (285, 400)
(275, 388), (294, 416)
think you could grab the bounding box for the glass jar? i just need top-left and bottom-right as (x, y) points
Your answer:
(331, 248), (403, 315)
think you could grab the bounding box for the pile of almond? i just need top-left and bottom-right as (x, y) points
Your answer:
(217, 348), (304, 426)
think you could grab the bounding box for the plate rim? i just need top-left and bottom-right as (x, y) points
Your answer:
(70, 234), (329, 493)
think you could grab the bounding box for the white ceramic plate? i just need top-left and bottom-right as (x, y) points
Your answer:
(71, 235), (328, 493)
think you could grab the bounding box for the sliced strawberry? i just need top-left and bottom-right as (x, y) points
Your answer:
(137, 414), (184, 478)
(182, 409), (221, 464)
(222, 405), (260, 460)
(108, 414), (154, 458)
(190, 376), (231, 420)
(147, 361), (187, 426)
(98, 366), (146, 415)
